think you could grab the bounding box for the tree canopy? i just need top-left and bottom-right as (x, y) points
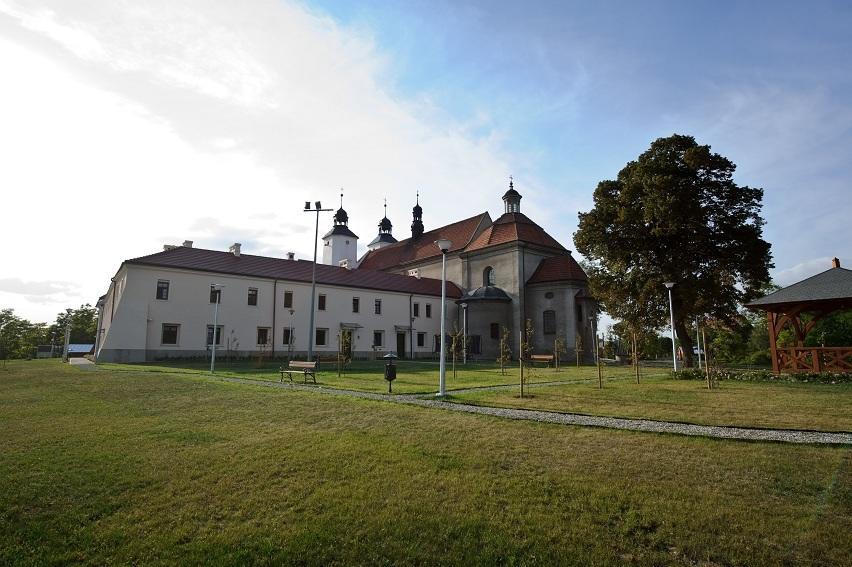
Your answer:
(574, 134), (772, 366)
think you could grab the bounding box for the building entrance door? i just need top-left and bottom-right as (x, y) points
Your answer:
(396, 332), (406, 359)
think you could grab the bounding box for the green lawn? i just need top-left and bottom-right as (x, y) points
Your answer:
(451, 374), (852, 432)
(1, 360), (850, 565)
(97, 358), (668, 394)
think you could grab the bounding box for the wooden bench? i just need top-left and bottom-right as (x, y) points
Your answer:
(530, 354), (555, 367)
(279, 361), (317, 384)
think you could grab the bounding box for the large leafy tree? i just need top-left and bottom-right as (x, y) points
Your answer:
(574, 134), (772, 367)
(49, 304), (98, 344)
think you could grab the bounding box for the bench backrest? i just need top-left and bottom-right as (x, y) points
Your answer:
(289, 361), (317, 369)
(530, 354), (554, 360)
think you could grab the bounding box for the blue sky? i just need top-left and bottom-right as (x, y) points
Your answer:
(0, 0), (850, 322)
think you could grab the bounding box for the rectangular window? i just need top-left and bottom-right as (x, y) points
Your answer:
(161, 324), (179, 345)
(206, 325), (223, 345)
(318, 294), (327, 311)
(283, 290), (293, 308)
(247, 288), (258, 306)
(417, 332), (426, 347)
(352, 297), (360, 313)
(470, 335), (482, 355)
(374, 299), (382, 315)
(156, 280), (170, 300)
(413, 302), (420, 317)
(490, 323), (500, 340)
(543, 310), (556, 335)
(373, 331), (384, 347)
(576, 303), (583, 323)
(433, 334), (440, 353)
(316, 328), (328, 347)
(425, 304), (432, 318)
(257, 327), (270, 345)
(209, 288), (221, 303)
(282, 327), (293, 345)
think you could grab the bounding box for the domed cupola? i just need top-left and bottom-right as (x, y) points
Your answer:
(368, 199), (398, 250)
(333, 205), (348, 226)
(502, 176), (522, 213)
(411, 190), (424, 239)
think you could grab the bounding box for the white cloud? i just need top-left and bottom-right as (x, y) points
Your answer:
(774, 257), (837, 287)
(0, 0), (521, 321)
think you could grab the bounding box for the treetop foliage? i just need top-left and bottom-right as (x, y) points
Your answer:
(574, 134), (773, 362)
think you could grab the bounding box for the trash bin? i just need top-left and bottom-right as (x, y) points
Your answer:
(384, 359), (397, 392)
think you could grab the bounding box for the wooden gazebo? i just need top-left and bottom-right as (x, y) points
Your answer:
(746, 258), (852, 373)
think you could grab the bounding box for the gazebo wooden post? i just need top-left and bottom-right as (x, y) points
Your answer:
(767, 312), (780, 374)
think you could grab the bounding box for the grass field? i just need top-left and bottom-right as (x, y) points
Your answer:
(97, 359), (852, 432)
(1, 360), (850, 565)
(97, 358), (665, 394)
(451, 375), (852, 432)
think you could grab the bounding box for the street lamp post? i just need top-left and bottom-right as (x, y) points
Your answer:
(288, 308), (295, 361)
(304, 200), (333, 361)
(210, 283), (224, 373)
(664, 281), (677, 372)
(461, 302), (468, 365)
(435, 239), (452, 396)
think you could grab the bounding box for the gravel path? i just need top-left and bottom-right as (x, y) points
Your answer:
(217, 377), (852, 445)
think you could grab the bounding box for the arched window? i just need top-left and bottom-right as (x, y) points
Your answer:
(483, 266), (496, 287)
(543, 310), (556, 335)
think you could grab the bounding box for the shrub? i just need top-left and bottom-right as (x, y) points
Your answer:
(671, 368), (852, 384)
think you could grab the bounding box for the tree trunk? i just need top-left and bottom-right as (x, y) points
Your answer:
(675, 319), (695, 368)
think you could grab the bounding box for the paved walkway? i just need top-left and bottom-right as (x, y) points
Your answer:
(216, 376), (852, 445)
(69, 358), (98, 370)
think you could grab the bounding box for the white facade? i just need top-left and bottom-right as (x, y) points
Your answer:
(322, 233), (357, 267)
(96, 262), (455, 363)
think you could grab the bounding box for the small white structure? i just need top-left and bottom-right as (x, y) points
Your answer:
(321, 195), (359, 267)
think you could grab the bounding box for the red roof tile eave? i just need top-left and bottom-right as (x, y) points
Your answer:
(124, 258), (462, 299)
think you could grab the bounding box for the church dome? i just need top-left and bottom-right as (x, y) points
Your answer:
(379, 216), (392, 232)
(334, 207), (348, 225)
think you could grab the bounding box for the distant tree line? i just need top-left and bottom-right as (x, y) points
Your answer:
(0, 305), (98, 359)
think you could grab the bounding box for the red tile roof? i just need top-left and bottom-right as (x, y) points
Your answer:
(526, 254), (588, 284)
(357, 212), (490, 271)
(125, 247), (462, 298)
(465, 212), (566, 253)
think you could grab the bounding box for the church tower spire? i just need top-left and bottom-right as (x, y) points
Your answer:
(322, 188), (358, 266)
(368, 198), (398, 251)
(502, 176), (522, 213)
(411, 190), (424, 239)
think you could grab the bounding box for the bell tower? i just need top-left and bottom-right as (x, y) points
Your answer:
(411, 190), (424, 239)
(322, 190), (359, 266)
(368, 199), (398, 251)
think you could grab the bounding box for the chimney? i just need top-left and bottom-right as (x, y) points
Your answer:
(287, 252), (295, 261)
(407, 268), (421, 279)
(182, 240), (193, 248)
(163, 244), (178, 251)
(229, 243), (241, 257)
(832, 257), (841, 268)
(339, 258), (350, 270)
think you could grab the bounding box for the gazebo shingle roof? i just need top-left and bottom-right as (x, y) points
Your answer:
(746, 267), (852, 309)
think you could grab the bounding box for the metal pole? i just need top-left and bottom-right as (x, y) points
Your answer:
(304, 203), (333, 361)
(210, 286), (220, 373)
(462, 304), (467, 365)
(308, 210), (319, 361)
(438, 249), (447, 396)
(666, 286), (677, 372)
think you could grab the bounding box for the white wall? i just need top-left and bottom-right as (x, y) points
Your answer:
(96, 263), (455, 362)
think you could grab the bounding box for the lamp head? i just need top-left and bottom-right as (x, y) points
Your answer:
(304, 201), (311, 210)
(663, 281), (675, 289)
(315, 201), (322, 210)
(435, 239), (452, 253)
(461, 302), (468, 308)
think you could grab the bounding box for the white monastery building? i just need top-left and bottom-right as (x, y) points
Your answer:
(95, 182), (595, 363)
